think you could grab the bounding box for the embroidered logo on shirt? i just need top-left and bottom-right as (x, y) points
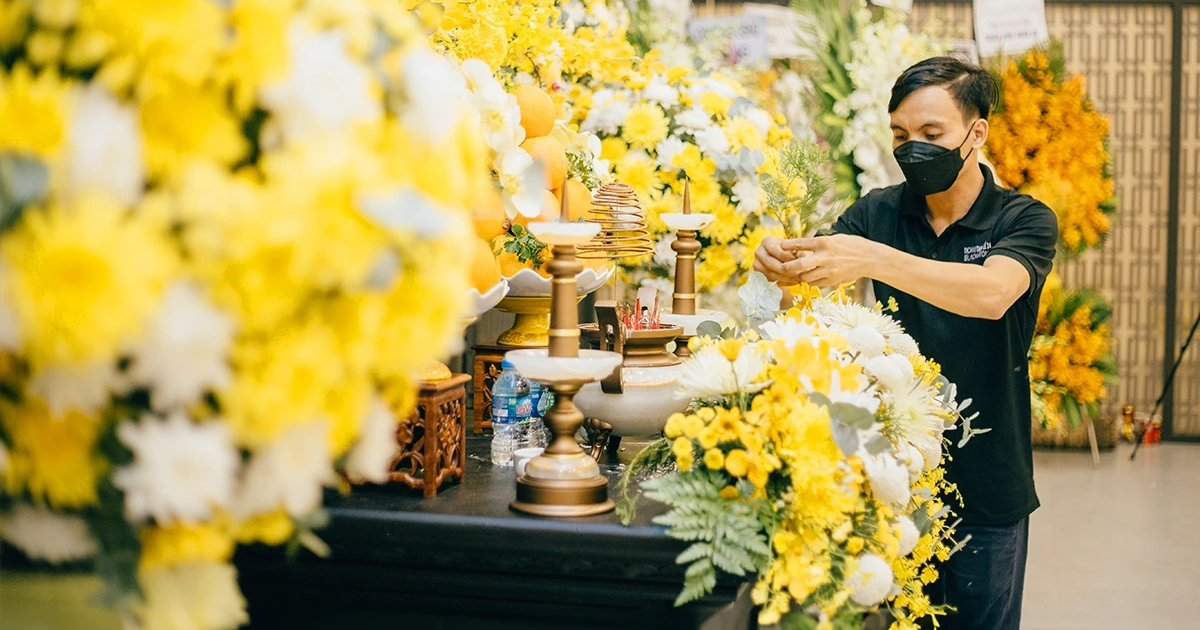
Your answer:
(963, 241), (992, 262)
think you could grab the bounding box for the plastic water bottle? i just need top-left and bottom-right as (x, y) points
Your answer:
(528, 381), (550, 448)
(491, 359), (531, 466)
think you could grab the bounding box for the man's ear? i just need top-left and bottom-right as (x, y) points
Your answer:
(973, 119), (989, 149)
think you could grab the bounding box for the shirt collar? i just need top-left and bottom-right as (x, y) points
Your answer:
(900, 164), (1004, 231)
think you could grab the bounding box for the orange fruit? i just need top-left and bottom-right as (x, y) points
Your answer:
(553, 179), (594, 221)
(473, 186), (508, 240)
(512, 85), (556, 139)
(497, 251), (533, 277)
(521, 135), (568, 190)
(469, 236), (502, 292)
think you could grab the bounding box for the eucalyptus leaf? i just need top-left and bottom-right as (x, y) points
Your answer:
(0, 153), (49, 232)
(830, 402), (876, 430)
(830, 420), (859, 458)
(865, 432), (892, 455)
(695, 321), (723, 340)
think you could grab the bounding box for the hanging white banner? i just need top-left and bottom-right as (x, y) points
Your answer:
(973, 0), (1050, 58)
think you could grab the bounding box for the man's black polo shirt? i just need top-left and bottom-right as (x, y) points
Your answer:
(833, 165), (1058, 525)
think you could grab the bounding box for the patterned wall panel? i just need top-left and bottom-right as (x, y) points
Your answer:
(1175, 6), (1200, 436)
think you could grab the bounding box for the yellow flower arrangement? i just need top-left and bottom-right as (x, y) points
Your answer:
(1028, 273), (1118, 430)
(0, 4), (487, 630)
(988, 43), (1117, 255)
(620, 273), (976, 628)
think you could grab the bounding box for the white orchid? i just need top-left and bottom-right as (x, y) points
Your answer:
(495, 149), (548, 219)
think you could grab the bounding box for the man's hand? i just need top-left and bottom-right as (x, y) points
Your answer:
(780, 234), (879, 287)
(753, 234), (880, 287)
(752, 236), (802, 286)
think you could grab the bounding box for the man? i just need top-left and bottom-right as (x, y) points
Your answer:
(754, 57), (1057, 630)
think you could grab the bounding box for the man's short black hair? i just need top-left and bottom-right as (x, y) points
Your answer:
(888, 56), (999, 121)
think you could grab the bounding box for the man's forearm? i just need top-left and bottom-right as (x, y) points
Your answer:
(867, 244), (1017, 320)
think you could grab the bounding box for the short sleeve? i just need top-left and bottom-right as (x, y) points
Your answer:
(986, 200), (1058, 298)
(831, 196), (871, 237)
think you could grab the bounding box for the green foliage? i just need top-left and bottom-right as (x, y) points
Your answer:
(504, 224), (547, 264)
(642, 470), (773, 606)
(566, 151), (602, 191)
(0, 152), (49, 233)
(759, 139), (842, 238)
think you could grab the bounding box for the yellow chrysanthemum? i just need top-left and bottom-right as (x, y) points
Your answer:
(140, 520), (236, 571)
(140, 81), (248, 181)
(236, 508), (296, 546)
(621, 103), (669, 150)
(699, 197), (745, 245)
(724, 117), (764, 152)
(0, 195), (176, 368)
(614, 152), (661, 201)
(79, 0), (225, 90)
(0, 397), (105, 508)
(696, 245), (738, 292)
(699, 91), (732, 117)
(600, 136), (629, 162)
(0, 63), (72, 158)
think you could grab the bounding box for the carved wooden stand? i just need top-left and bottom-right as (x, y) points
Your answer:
(390, 374), (470, 498)
(471, 344), (510, 434)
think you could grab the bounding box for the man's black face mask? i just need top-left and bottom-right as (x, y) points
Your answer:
(893, 121), (978, 197)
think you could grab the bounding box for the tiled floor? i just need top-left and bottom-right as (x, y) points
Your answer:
(1023, 443), (1200, 630)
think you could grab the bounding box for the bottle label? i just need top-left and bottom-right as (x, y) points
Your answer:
(493, 395), (532, 425)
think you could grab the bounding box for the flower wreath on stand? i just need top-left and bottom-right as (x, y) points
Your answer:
(0, 3), (487, 629)
(987, 42), (1117, 256)
(1029, 273), (1118, 432)
(619, 273), (989, 630)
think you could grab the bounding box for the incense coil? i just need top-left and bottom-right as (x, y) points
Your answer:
(578, 183), (654, 260)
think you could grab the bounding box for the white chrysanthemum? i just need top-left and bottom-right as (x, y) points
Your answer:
(402, 47), (467, 145)
(758, 318), (818, 347)
(358, 186), (463, 239)
(139, 562), (248, 630)
(848, 553), (894, 607)
(652, 235), (677, 269)
(259, 20), (382, 143)
(65, 84), (144, 207)
(889, 381), (946, 471)
(641, 75), (679, 108)
(675, 106), (713, 133)
(742, 107), (773, 135)
(0, 504), (97, 564)
(899, 439), (924, 482)
(814, 300), (916, 355)
(891, 332), (920, 357)
(895, 515), (920, 557)
(580, 89), (629, 136)
(861, 451), (910, 506)
(233, 420), (335, 519)
(126, 283), (235, 412)
(113, 413), (239, 524)
(496, 148), (547, 219)
(843, 325), (887, 358)
(694, 125), (730, 158)
(731, 177), (761, 214)
(677, 344), (768, 398)
(655, 136), (688, 171)
(862, 354), (914, 392)
(28, 360), (118, 416)
(344, 396), (399, 484)
(640, 276), (675, 297)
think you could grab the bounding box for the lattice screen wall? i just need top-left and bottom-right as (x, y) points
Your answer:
(691, 1), (1200, 437)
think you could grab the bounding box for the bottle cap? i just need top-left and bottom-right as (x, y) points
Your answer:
(501, 358), (514, 370)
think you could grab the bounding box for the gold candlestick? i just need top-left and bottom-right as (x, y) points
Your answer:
(660, 180), (719, 359)
(671, 181), (700, 318)
(509, 186), (622, 517)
